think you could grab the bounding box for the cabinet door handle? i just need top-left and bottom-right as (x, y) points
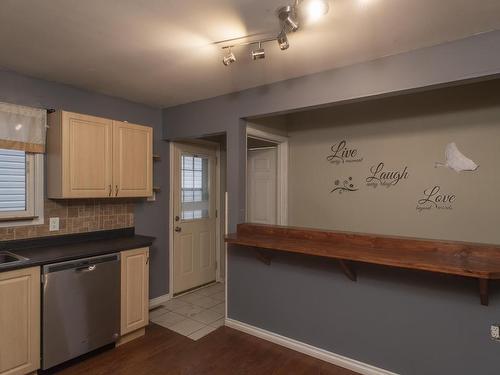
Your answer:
(115, 185), (119, 197)
(108, 185), (112, 197)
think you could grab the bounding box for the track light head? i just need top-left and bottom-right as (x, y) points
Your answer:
(277, 30), (289, 50)
(251, 42), (265, 60)
(222, 48), (236, 66)
(277, 5), (299, 32)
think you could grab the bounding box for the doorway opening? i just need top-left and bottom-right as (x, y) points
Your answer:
(246, 127), (288, 225)
(169, 139), (226, 296)
(152, 137), (226, 340)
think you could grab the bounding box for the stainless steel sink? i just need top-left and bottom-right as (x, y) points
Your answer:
(0, 251), (29, 267)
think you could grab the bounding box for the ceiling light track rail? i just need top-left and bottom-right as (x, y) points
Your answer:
(220, 0), (329, 66)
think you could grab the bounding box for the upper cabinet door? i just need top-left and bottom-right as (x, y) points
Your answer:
(64, 112), (113, 198)
(112, 121), (152, 198)
(47, 111), (113, 198)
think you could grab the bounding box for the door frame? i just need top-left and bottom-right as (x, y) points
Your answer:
(246, 126), (288, 225)
(168, 141), (222, 297)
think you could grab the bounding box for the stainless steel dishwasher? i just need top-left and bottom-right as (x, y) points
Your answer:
(42, 253), (121, 370)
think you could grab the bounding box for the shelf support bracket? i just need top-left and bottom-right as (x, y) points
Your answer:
(255, 249), (272, 266)
(338, 260), (357, 282)
(479, 279), (489, 306)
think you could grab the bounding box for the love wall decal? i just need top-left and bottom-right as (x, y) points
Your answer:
(366, 162), (409, 188)
(326, 140), (364, 164)
(416, 186), (456, 212)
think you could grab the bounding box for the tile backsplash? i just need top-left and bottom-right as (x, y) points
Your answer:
(0, 199), (135, 241)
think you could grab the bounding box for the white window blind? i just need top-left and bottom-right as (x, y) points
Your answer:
(181, 154), (209, 220)
(0, 148), (26, 212)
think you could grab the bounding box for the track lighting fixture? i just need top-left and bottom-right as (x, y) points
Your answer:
(219, 0), (329, 66)
(278, 5), (300, 32)
(251, 42), (265, 60)
(277, 30), (289, 50)
(222, 48), (236, 66)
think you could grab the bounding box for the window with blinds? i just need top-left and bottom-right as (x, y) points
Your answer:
(0, 148), (34, 218)
(181, 154), (209, 220)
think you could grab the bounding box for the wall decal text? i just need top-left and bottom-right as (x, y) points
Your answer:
(327, 140), (363, 164)
(366, 162), (409, 188)
(416, 186), (456, 212)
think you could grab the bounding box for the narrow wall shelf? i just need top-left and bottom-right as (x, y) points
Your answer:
(226, 223), (500, 306)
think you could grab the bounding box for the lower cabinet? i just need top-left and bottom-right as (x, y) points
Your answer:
(0, 247), (150, 374)
(120, 248), (150, 337)
(0, 267), (40, 375)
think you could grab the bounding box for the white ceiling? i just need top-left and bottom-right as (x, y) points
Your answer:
(1, 0), (499, 108)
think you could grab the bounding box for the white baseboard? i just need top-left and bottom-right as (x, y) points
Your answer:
(225, 318), (398, 375)
(149, 293), (171, 309)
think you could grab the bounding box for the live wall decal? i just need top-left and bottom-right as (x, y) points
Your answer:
(326, 140), (363, 164)
(331, 177), (359, 194)
(435, 142), (479, 173)
(416, 185), (456, 212)
(365, 162), (409, 188)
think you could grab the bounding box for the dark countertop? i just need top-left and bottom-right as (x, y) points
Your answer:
(0, 227), (155, 272)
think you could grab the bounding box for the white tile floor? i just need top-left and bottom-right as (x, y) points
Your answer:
(149, 282), (225, 341)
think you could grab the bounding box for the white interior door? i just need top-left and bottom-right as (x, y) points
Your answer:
(173, 143), (217, 294)
(247, 147), (278, 224)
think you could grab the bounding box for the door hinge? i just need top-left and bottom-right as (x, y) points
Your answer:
(215, 209), (218, 218)
(215, 261), (218, 270)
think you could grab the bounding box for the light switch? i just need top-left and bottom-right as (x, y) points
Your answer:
(49, 217), (60, 231)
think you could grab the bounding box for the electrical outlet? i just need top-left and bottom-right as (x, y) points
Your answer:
(49, 217), (60, 231)
(490, 325), (500, 340)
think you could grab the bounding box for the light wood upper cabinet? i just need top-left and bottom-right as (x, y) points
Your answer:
(0, 267), (40, 375)
(47, 111), (153, 199)
(120, 248), (149, 336)
(113, 121), (152, 197)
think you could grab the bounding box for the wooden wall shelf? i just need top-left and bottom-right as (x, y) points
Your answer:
(225, 223), (500, 306)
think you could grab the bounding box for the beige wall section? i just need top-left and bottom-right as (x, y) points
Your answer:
(287, 80), (500, 245)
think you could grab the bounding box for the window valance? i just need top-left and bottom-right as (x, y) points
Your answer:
(0, 101), (47, 153)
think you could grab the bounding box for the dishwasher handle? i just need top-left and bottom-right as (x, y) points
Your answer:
(75, 265), (97, 273)
(44, 253), (120, 274)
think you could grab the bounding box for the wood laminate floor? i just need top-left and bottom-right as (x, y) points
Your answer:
(56, 324), (359, 375)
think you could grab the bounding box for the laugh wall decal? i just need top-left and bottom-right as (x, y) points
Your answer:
(365, 162), (409, 188)
(326, 140), (363, 164)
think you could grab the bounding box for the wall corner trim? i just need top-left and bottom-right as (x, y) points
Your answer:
(149, 293), (171, 309)
(224, 318), (399, 375)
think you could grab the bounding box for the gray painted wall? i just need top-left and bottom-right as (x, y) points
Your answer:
(162, 31), (500, 374)
(0, 69), (169, 299)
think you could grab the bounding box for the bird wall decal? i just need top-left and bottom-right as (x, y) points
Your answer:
(435, 142), (479, 173)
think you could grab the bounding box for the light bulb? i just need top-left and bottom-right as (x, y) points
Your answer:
(302, 0), (329, 22)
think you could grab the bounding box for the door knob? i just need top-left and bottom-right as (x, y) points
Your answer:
(175, 215), (180, 222)
(175, 226), (182, 233)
